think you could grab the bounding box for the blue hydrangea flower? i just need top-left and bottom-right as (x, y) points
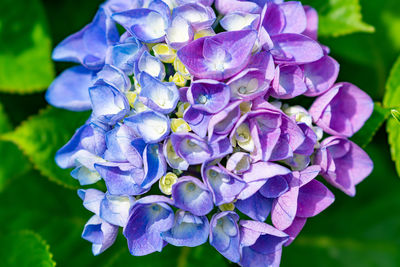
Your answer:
(48, 1), (374, 266)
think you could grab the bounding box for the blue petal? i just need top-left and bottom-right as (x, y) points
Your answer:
(53, 8), (119, 70)
(139, 72), (179, 114)
(210, 212), (241, 263)
(112, 8), (169, 43)
(78, 188), (105, 215)
(172, 176), (214, 216)
(161, 210), (209, 247)
(95, 64), (131, 92)
(124, 196), (174, 256)
(136, 51), (166, 80)
(142, 144), (167, 188)
(124, 110), (170, 143)
(82, 215), (119, 255)
(236, 192), (273, 221)
(89, 80), (130, 125)
(100, 193), (134, 227)
(94, 162), (147, 195)
(71, 166), (102, 185)
(46, 66), (94, 111)
(106, 37), (144, 75)
(103, 124), (143, 167)
(55, 123), (106, 169)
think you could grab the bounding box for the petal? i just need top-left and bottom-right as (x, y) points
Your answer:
(170, 133), (212, 165)
(177, 30), (257, 80)
(78, 188), (105, 215)
(270, 33), (324, 64)
(53, 8), (119, 69)
(82, 215), (119, 255)
(203, 165), (246, 205)
(141, 143), (167, 189)
(161, 210), (209, 247)
(46, 66), (94, 111)
(124, 196), (174, 256)
(139, 72), (179, 114)
(112, 8), (168, 43)
(236, 192), (273, 222)
(270, 65), (307, 99)
(297, 179), (335, 217)
(187, 79), (231, 114)
(303, 56), (340, 97)
(124, 110), (171, 143)
(94, 162), (147, 195)
(210, 212), (241, 263)
(171, 176), (214, 216)
(100, 193), (133, 227)
(309, 82), (374, 137)
(89, 80), (129, 125)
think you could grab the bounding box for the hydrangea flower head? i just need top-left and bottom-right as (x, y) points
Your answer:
(47, 0), (374, 266)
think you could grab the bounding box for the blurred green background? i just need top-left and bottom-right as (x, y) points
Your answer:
(0, 0), (400, 266)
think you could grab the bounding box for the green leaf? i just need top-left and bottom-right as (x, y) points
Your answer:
(282, 140), (400, 266)
(0, 230), (55, 267)
(302, 0), (374, 37)
(1, 107), (89, 189)
(0, 0), (54, 93)
(387, 118), (400, 177)
(351, 103), (391, 147)
(0, 102), (30, 191)
(383, 55), (400, 108)
(392, 109), (400, 123)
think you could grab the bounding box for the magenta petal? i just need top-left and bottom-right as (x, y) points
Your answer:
(297, 179), (335, 218)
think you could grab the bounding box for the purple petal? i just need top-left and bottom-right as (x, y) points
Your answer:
(283, 216), (307, 246)
(314, 136), (373, 196)
(187, 79), (231, 114)
(270, 65), (307, 99)
(301, 6), (318, 40)
(170, 133), (212, 165)
(297, 179), (335, 217)
(215, 0), (260, 15)
(270, 33), (324, 64)
(177, 30), (257, 80)
(303, 55), (340, 97)
(309, 82), (374, 137)
(203, 165), (246, 205)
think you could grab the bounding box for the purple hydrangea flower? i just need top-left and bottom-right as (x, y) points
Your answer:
(48, 0), (374, 265)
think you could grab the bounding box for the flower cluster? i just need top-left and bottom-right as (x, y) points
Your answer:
(46, 0), (374, 266)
